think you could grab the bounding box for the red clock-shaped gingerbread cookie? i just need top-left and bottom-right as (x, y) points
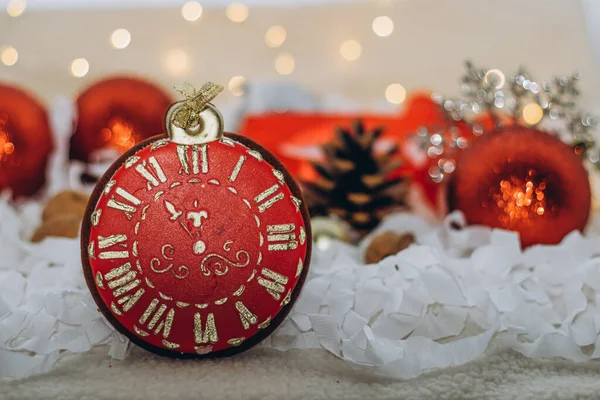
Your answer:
(82, 85), (311, 357)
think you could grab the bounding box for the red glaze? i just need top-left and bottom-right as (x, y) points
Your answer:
(83, 134), (310, 357)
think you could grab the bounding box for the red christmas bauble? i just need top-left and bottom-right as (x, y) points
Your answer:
(447, 126), (591, 247)
(82, 99), (311, 357)
(0, 83), (53, 197)
(71, 76), (173, 162)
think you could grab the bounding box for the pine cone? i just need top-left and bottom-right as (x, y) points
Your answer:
(303, 120), (409, 237)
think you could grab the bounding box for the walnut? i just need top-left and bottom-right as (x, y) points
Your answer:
(32, 214), (82, 243)
(42, 190), (89, 221)
(364, 231), (415, 264)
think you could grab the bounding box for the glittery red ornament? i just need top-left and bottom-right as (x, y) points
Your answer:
(81, 90), (311, 358)
(71, 76), (173, 162)
(447, 126), (591, 247)
(0, 83), (53, 197)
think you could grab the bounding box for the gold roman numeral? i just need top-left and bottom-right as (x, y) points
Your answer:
(200, 145), (208, 174)
(107, 187), (141, 218)
(257, 268), (289, 300)
(135, 156), (167, 189)
(139, 299), (175, 339)
(266, 224), (298, 251)
(254, 184), (284, 213)
(176, 145), (198, 175)
(176, 145), (209, 175)
(194, 312), (218, 344)
(98, 234), (129, 259)
(235, 301), (257, 330)
(229, 155), (246, 182)
(103, 263), (144, 312)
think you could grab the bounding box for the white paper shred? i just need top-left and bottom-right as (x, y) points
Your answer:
(267, 211), (600, 378)
(4, 198), (600, 380)
(0, 198), (128, 379)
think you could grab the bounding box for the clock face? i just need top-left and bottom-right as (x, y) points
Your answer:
(83, 134), (310, 356)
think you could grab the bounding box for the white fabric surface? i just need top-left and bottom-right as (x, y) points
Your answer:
(3, 346), (600, 399)
(4, 198), (600, 398)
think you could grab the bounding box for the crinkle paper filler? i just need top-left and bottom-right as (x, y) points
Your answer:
(3, 195), (600, 379)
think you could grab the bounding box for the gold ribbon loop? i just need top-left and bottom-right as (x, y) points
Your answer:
(171, 82), (224, 130)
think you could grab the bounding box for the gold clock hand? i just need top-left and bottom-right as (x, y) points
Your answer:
(164, 200), (183, 221)
(163, 199), (194, 239)
(179, 220), (194, 239)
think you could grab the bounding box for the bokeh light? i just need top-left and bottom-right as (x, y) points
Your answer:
(6, 0), (26, 17)
(1, 46), (18, 66)
(182, 1), (203, 22)
(385, 83), (406, 104)
(0, 119), (15, 161)
(340, 40), (362, 61)
(228, 76), (247, 96)
(484, 69), (506, 89)
(70, 58), (90, 78)
(226, 2), (249, 23)
(106, 117), (136, 151)
(275, 53), (295, 75)
(110, 29), (131, 49)
(372, 16), (394, 37)
(265, 25), (287, 48)
(522, 103), (544, 125)
(164, 49), (191, 77)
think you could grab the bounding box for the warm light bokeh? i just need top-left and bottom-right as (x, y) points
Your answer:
(228, 75), (246, 96)
(70, 58), (90, 77)
(490, 171), (550, 229)
(265, 25), (287, 48)
(275, 53), (295, 75)
(522, 103), (544, 125)
(226, 2), (249, 23)
(1, 46), (18, 66)
(164, 49), (191, 77)
(385, 83), (406, 104)
(372, 16), (394, 37)
(110, 29), (131, 49)
(181, 1), (203, 21)
(102, 117), (136, 152)
(340, 40), (361, 61)
(6, 0), (26, 17)
(0, 113), (15, 162)
(484, 69), (506, 89)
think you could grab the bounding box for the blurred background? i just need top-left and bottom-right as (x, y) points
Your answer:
(1, 0), (600, 231)
(1, 0), (599, 108)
